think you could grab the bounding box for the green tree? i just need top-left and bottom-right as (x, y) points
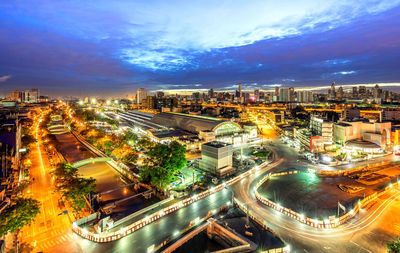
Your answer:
(137, 137), (154, 151)
(0, 198), (40, 237)
(121, 150), (139, 164)
(123, 130), (139, 144)
(140, 141), (186, 190)
(61, 177), (96, 212)
(53, 163), (96, 212)
(387, 238), (400, 253)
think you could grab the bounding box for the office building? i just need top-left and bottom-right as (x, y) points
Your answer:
(199, 141), (233, 176)
(136, 88), (147, 104)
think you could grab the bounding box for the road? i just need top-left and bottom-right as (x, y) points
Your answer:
(22, 119), (400, 253)
(20, 119), (83, 253)
(233, 140), (400, 252)
(78, 186), (233, 253)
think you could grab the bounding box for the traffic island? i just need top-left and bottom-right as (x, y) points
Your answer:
(255, 169), (400, 228)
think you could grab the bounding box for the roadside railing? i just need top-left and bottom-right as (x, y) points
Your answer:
(72, 158), (279, 242)
(254, 170), (399, 229)
(234, 198), (290, 253)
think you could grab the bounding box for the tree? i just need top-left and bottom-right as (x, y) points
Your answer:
(387, 238), (400, 253)
(140, 141), (186, 190)
(121, 150), (139, 164)
(0, 198), (40, 237)
(53, 163), (96, 212)
(13, 180), (30, 195)
(21, 134), (36, 147)
(137, 137), (154, 151)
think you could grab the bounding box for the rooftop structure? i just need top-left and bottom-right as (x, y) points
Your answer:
(151, 112), (241, 136)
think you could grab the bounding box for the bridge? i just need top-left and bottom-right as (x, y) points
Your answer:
(71, 157), (112, 168)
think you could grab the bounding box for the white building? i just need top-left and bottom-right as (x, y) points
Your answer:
(199, 141), (233, 176)
(136, 88), (147, 104)
(334, 120), (391, 149)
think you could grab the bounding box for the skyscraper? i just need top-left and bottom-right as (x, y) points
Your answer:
(10, 90), (25, 102)
(254, 89), (259, 102)
(136, 88), (147, 104)
(289, 87), (295, 102)
(208, 88), (214, 99)
(337, 86), (344, 100)
(238, 81), (242, 98)
(279, 88), (289, 102)
(328, 82), (336, 100)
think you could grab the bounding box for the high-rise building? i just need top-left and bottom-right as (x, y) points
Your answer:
(208, 88), (214, 99)
(289, 87), (295, 102)
(136, 88), (147, 104)
(238, 81), (242, 98)
(352, 87), (358, 97)
(337, 86), (344, 100)
(358, 86), (366, 95)
(18, 88), (40, 103)
(275, 86), (280, 97)
(372, 84), (382, 99)
(279, 88), (289, 102)
(297, 90), (313, 103)
(10, 90), (25, 102)
(192, 92), (200, 100)
(156, 91), (164, 98)
(254, 89), (259, 102)
(328, 82), (336, 100)
(31, 89), (39, 102)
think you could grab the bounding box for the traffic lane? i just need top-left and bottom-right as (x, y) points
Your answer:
(84, 186), (232, 253)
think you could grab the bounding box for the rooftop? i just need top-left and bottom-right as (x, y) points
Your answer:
(202, 141), (232, 148)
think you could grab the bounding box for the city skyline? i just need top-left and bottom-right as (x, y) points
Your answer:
(0, 1), (400, 96)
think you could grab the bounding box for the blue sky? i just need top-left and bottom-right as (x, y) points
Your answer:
(0, 0), (400, 96)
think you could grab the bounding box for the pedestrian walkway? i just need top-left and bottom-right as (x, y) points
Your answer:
(35, 231), (76, 252)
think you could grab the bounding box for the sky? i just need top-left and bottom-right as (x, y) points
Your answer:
(1, 0), (400, 96)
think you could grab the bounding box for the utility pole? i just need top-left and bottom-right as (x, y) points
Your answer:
(192, 170), (195, 187)
(337, 201), (339, 217)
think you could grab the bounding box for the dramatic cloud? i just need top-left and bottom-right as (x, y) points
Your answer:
(0, 1), (400, 94)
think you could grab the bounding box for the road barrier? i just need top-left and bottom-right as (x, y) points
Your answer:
(254, 170), (400, 229)
(316, 161), (391, 177)
(234, 198), (290, 253)
(72, 159), (279, 242)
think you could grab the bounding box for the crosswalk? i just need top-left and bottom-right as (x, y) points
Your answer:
(34, 230), (76, 252)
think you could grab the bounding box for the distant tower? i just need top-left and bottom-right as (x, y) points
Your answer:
(239, 81), (242, 98)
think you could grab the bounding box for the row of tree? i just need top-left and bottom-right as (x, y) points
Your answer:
(53, 163), (96, 213)
(0, 115), (40, 237)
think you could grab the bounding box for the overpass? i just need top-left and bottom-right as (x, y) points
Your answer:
(71, 157), (112, 168)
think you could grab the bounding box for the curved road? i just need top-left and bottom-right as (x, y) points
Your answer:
(233, 140), (400, 252)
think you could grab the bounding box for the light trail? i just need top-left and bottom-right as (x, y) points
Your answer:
(236, 146), (400, 242)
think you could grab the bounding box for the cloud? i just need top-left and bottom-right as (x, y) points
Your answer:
(0, 75), (11, 82)
(334, 71), (356, 75)
(113, 0), (400, 70)
(9, 0), (397, 71)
